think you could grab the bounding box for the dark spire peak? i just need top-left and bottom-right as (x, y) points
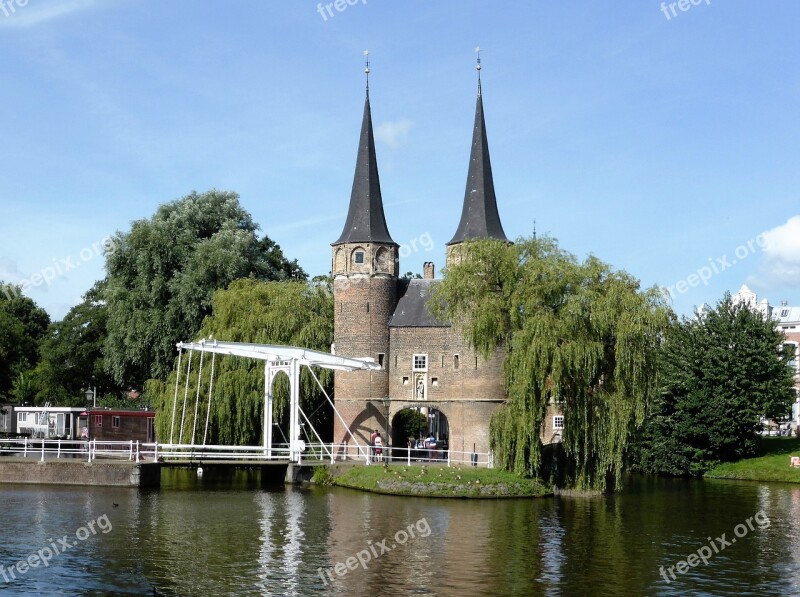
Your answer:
(332, 80), (396, 247)
(447, 72), (508, 246)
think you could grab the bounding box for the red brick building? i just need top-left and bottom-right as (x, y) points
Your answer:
(331, 78), (562, 457)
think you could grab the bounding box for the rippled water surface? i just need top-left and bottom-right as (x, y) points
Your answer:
(0, 470), (799, 595)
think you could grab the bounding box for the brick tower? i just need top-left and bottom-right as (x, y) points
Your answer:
(331, 83), (398, 446)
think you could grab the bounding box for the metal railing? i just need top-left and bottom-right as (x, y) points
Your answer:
(321, 443), (494, 468)
(154, 443), (292, 462)
(0, 439), (494, 467)
(0, 438), (148, 463)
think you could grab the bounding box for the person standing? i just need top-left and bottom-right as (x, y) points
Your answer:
(369, 429), (379, 462)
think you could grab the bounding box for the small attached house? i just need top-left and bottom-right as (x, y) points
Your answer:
(88, 409), (156, 443)
(14, 406), (87, 439)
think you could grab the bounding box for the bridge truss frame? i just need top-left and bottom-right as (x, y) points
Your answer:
(169, 340), (380, 464)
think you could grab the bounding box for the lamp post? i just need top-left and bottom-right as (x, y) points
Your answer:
(382, 395), (390, 465)
(84, 386), (96, 409)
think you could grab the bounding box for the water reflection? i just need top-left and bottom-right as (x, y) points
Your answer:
(0, 472), (798, 596)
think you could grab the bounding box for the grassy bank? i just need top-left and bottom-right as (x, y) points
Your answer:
(330, 463), (552, 498)
(705, 437), (800, 484)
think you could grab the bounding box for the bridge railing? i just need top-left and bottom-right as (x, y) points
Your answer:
(1, 438), (494, 467)
(154, 443), (292, 462)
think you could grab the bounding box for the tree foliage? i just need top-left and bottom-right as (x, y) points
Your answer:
(0, 285), (50, 400)
(146, 278), (333, 446)
(103, 190), (306, 388)
(431, 237), (668, 491)
(33, 281), (121, 405)
(632, 295), (796, 476)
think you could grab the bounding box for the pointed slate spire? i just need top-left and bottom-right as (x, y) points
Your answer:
(447, 55), (508, 246)
(333, 60), (395, 247)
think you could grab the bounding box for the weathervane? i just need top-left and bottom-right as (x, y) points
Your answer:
(364, 50), (370, 95)
(475, 46), (482, 94)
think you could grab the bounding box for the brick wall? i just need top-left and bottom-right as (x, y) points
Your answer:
(388, 326), (505, 404)
(0, 459), (160, 487)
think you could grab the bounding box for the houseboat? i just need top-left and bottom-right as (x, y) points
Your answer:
(88, 409), (156, 443)
(14, 406), (87, 439)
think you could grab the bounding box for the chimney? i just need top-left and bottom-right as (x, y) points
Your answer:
(423, 262), (435, 280)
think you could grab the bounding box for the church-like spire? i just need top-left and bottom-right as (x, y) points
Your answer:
(447, 50), (508, 246)
(333, 52), (395, 246)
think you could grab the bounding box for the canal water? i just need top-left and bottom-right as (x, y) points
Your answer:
(0, 470), (798, 596)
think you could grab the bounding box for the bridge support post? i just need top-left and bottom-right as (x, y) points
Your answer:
(289, 359), (301, 464)
(264, 363), (274, 458)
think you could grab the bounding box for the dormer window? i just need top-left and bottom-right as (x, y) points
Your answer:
(355, 251), (365, 264)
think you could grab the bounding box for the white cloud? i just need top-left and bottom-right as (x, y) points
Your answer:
(748, 215), (800, 288)
(0, 0), (103, 28)
(374, 119), (413, 149)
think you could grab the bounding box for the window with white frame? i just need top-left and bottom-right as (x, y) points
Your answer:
(553, 416), (564, 430)
(112, 416), (121, 429)
(95, 415), (103, 428)
(18, 412), (26, 423)
(412, 354), (428, 372)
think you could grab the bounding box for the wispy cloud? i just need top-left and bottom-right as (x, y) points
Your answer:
(748, 215), (800, 288)
(375, 119), (413, 149)
(0, 0), (103, 28)
(0, 258), (22, 284)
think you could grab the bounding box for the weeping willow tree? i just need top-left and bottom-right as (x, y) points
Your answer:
(145, 278), (333, 445)
(431, 236), (668, 491)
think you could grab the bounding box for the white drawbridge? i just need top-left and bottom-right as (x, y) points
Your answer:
(167, 339), (380, 464)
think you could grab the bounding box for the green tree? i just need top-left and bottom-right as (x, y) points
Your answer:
(431, 237), (668, 491)
(34, 281), (120, 406)
(103, 189), (306, 388)
(146, 278), (333, 446)
(0, 285), (50, 400)
(632, 295), (796, 476)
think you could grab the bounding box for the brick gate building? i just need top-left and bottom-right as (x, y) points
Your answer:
(330, 73), (562, 457)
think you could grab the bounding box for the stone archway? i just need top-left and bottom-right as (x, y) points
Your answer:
(391, 406), (450, 460)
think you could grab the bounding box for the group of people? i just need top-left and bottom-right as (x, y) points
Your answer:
(406, 433), (444, 460)
(369, 429), (384, 462)
(369, 429), (446, 463)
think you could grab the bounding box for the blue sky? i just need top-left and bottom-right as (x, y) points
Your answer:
(1, 0), (800, 320)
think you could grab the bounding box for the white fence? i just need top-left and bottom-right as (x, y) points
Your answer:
(309, 443), (494, 468)
(0, 438), (493, 468)
(0, 438), (149, 463)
